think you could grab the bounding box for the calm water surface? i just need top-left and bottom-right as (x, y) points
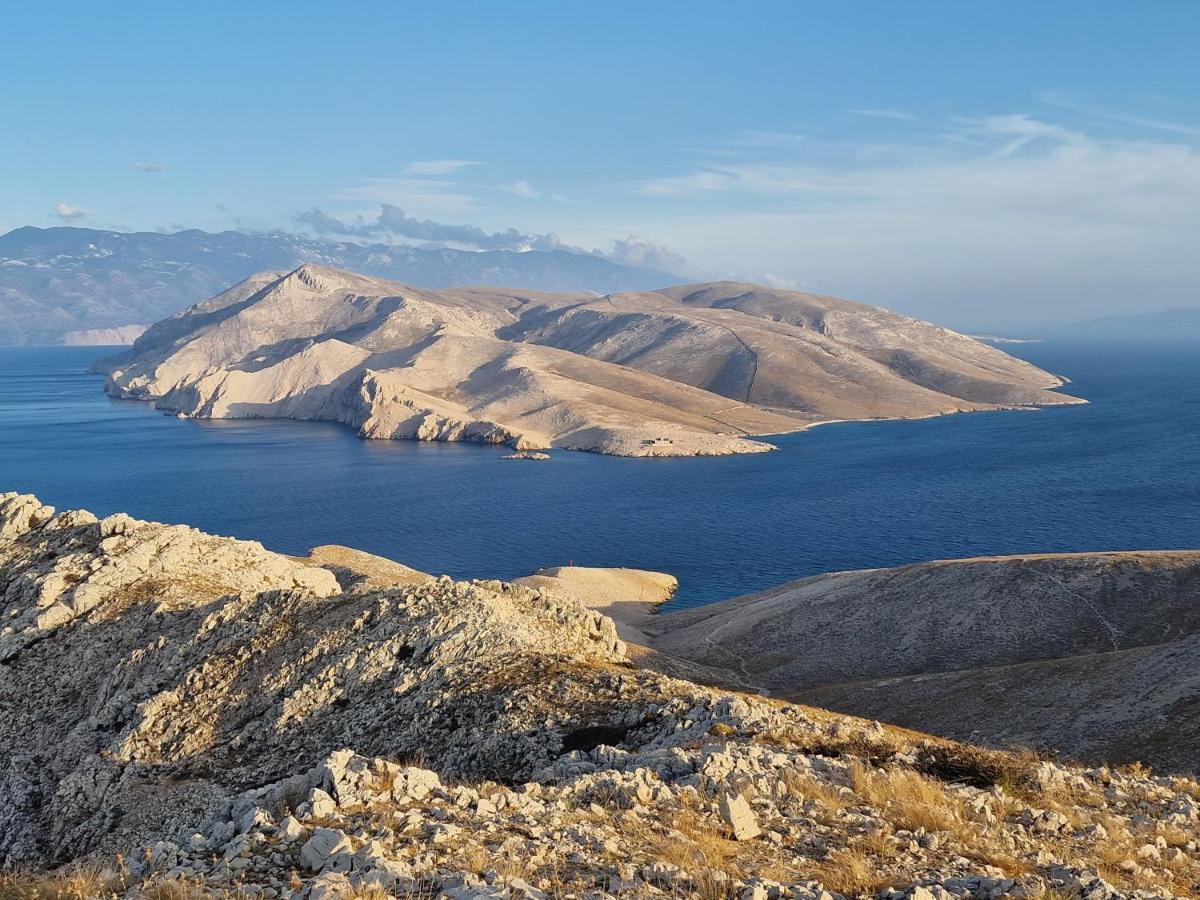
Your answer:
(1, 343), (1198, 608)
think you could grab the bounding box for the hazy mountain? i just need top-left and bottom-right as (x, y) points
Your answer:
(1065, 305), (1200, 342)
(98, 265), (1080, 457)
(0, 226), (681, 345)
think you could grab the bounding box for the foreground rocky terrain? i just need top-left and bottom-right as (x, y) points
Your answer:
(0, 226), (677, 345)
(97, 265), (1080, 457)
(2, 491), (1199, 899)
(639, 552), (1200, 773)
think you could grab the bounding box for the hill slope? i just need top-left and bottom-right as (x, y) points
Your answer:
(2, 491), (1196, 899)
(0, 226), (680, 345)
(97, 265), (1081, 457)
(643, 551), (1200, 771)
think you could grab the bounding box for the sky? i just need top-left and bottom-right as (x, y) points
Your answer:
(3, 0), (1198, 329)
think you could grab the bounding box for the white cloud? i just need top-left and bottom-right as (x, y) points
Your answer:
(600, 235), (686, 273)
(132, 161), (165, 173)
(629, 112), (1200, 326)
(402, 160), (480, 175)
(500, 180), (540, 198)
(54, 202), (89, 220)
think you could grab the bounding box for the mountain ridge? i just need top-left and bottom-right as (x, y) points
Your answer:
(0, 225), (682, 345)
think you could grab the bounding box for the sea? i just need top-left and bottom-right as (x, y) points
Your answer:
(1, 342), (1198, 609)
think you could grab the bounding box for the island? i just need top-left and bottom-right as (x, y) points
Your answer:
(97, 265), (1083, 457)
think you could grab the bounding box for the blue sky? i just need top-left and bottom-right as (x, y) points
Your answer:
(3, 1), (1198, 327)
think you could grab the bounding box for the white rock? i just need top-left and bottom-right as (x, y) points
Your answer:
(299, 828), (353, 872)
(718, 791), (761, 841)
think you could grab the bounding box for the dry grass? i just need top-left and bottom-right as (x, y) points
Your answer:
(848, 759), (970, 835)
(809, 847), (894, 896)
(760, 726), (901, 767)
(456, 843), (492, 876)
(611, 798), (753, 899)
(844, 759), (1033, 878)
(911, 742), (1045, 796)
(135, 878), (214, 900)
(857, 825), (894, 858)
(661, 802), (746, 877)
(0, 864), (124, 900)
(779, 768), (853, 821)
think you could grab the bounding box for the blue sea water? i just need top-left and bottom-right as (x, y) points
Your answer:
(1, 343), (1198, 609)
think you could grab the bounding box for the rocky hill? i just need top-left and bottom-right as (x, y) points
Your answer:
(2, 491), (1199, 899)
(640, 552), (1200, 773)
(0, 226), (679, 345)
(96, 265), (1081, 457)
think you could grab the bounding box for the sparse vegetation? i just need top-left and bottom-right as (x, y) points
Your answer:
(4, 492), (1200, 899)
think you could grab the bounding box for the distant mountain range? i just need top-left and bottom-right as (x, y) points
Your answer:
(1065, 306), (1200, 342)
(0, 226), (681, 345)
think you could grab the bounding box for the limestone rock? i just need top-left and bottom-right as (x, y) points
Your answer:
(718, 790), (762, 841)
(299, 828), (353, 872)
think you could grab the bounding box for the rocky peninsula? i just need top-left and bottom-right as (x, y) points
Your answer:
(97, 266), (1081, 457)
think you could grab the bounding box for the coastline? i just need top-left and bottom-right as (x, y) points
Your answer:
(98, 379), (1088, 460)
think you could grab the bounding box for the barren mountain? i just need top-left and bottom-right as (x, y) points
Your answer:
(640, 552), (1200, 772)
(3, 491), (1197, 899)
(0, 226), (680, 345)
(97, 265), (1081, 457)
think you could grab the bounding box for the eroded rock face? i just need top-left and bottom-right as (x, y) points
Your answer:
(2, 493), (1198, 900)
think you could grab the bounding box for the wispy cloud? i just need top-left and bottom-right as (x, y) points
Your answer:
(500, 180), (540, 198)
(54, 202), (89, 220)
(723, 130), (810, 147)
(627, 109), (1200, 324)
(850, 108), (922, 122)
(1040, 91), (1200, 138)
(965, 114), (1086, 158)
(132, 161), (166, 173)
(401, 159), (480, 175)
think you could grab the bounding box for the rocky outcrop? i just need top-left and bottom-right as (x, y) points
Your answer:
(97, 266), (1082, 457)
(643, 551), (1200, 771)
(2, 493), (1199, 899)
